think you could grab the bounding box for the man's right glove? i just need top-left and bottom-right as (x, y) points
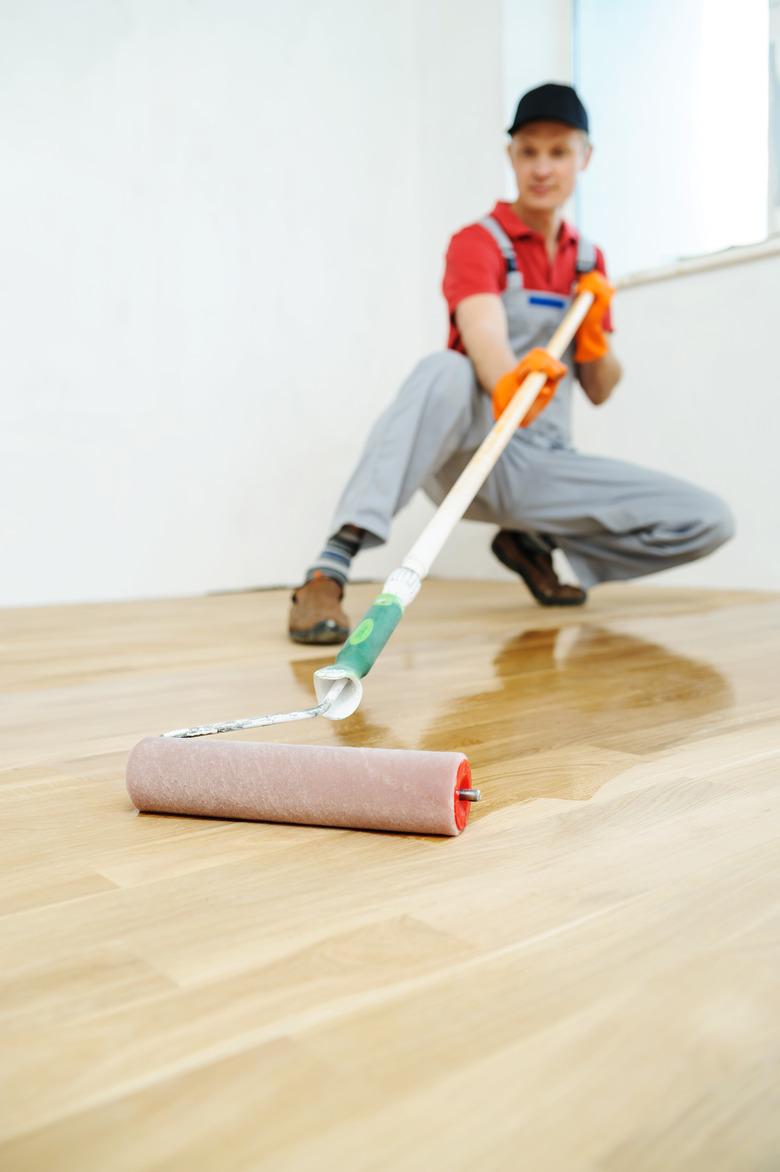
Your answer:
(491, 348), (568, 427)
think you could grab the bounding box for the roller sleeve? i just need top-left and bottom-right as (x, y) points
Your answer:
(126, 737), (474, 836)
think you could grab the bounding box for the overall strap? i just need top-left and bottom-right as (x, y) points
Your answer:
(479, 217), (523, 290)
(575, 233), (597, 273)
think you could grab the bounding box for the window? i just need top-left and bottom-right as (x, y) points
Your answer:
(574, 0), (770, 275)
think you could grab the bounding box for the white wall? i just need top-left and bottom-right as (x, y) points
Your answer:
(502, 0), (572, 128)
(572, 252), (780, 591)
(0, 0), (506, 607)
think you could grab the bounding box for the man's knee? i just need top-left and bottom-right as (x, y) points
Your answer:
(699, 492), (735, 554)
(670, 486), (735, 560)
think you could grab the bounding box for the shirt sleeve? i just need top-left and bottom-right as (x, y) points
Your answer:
(442, 224), (506, 319)
(594, 245), (614, 333)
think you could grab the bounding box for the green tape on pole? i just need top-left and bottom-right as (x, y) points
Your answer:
(335, 593), (404, 679)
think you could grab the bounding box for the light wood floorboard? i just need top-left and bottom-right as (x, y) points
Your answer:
(1, 580), (779, 1170)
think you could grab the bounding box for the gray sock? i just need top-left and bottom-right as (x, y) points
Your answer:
(305, 526), (364, 588)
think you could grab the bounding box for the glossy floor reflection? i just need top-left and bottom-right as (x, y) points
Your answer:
(419, 625), (734, 804)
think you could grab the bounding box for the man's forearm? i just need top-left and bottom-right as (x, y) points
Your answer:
(454, 294), (519, 393)
(576, 350), (622, 405)
(459, 323), (518, 393)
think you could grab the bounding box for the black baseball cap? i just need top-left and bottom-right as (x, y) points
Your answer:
(507, 83), (589, 136)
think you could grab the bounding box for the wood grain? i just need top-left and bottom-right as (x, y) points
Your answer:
(1, 580), (779, 1171)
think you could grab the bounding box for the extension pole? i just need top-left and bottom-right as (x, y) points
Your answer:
(314, 291), (594, 716)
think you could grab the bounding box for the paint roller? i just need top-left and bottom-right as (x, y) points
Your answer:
(126, 292), (593, 835)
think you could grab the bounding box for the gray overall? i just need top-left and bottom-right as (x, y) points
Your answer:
(330, 217), (734, 589)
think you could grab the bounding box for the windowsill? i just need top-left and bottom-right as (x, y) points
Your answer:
(615, 233), (780, 289)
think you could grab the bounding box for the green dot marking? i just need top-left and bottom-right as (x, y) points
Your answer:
(349, 619), (374, 645)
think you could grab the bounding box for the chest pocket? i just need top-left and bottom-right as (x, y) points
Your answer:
(506, 288), (572, 359)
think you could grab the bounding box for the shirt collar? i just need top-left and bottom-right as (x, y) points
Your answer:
(490, 201), (578, 248)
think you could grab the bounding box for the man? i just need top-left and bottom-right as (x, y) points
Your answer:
(289, 83), (733, 644)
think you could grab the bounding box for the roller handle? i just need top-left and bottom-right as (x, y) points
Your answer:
(335, 592), (403, 678)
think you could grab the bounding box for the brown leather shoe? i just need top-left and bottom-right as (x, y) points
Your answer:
(491, 529), (587, 607)
(289, 575), (350, 644)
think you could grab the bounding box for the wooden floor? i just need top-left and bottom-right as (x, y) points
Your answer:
(2, 580), (780, 1171)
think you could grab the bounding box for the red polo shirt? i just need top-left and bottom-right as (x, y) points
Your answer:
(443, 201), (612, 352)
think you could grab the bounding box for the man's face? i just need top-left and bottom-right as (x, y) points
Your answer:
(507, 121), (592, 213)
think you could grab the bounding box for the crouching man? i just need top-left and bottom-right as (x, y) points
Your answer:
(289, 83), (733, 643)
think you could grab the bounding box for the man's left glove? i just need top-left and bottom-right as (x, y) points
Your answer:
(492, 348), (568, 427)
(573, 270), (615, 363)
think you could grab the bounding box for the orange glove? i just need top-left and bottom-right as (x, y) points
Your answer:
(573, 270), (615, 363)
(491, 348), (568, 427)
